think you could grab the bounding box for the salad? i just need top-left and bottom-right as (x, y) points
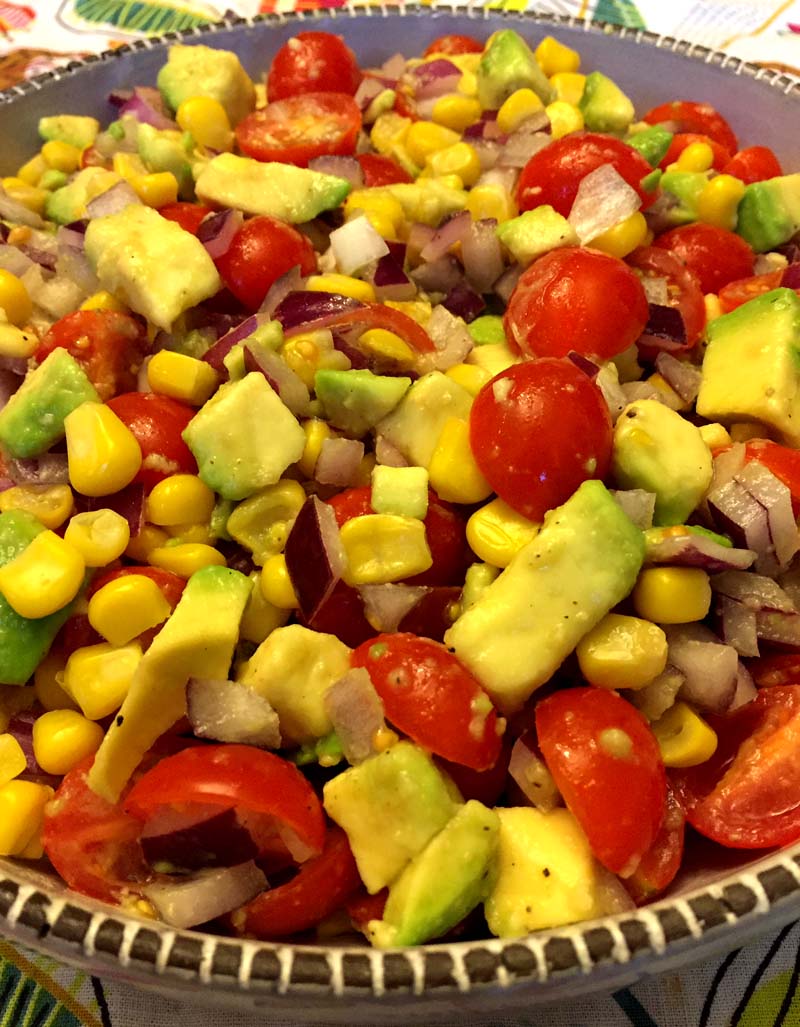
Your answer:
(0, 24), (799, 950)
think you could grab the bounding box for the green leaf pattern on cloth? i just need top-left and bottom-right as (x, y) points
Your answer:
(592, 0), (646, 29)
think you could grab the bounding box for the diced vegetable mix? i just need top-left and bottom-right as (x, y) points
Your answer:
(1, 25), (800, 946)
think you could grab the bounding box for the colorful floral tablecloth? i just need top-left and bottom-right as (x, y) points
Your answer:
(0, 1), (799, 1024)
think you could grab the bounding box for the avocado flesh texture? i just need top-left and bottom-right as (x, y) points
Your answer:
(477, 30), (554, 109)
(496, 205), (578, 266)
(157, 44), (255, 126)
(579, 71), (635, 135)
(39, 114), (99, 150)
(314, 369), (411, 436)
(628, 124), (673, 167)
(736, 174), (800, 252)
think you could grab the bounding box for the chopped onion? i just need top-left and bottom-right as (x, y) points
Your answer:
(359, 583), (430, 633)
(202, 314), (266, 376)
(374, 435), (408, 467)
(410, 255), (463, 294)
(284, 496), (346, 622)
(140, 805), (259, 870)
(666, 624), (739, 713)
(637, 303), (688, 356)
(197, 208), (243, 260)
(0, 243), (34, 277)
(324, 667), (386, 765)
(641, 276), (669, 305)
(731, 663), (758, 709)
(33, 275), (87, 320)
(118, 86), (176, 129)
(413, 58), (461, 100)
(596, 363), (628, 422)
(330, 215), (389, 276)
(710, 442), (746, 495)
(737, 461), (800, 570)
(243, 338), (311, 417)
(442, 281), (485, 323)
(499, 128), (550, 169)
(418, 304), (473, 372)
(718, 596), (759, 657)
(0, 185), (43, 228)
(508, 733), (561, 812)
(646, 534), (755, 573)
(654, 352), (702, 404)
(628, 666), (685, 721)
(712, 568), (797, 612)
(462, 218), (505, 294)
(568, 164), (641, 244)
(85, 180), (141, 219)
(755, 609), (800, 646)
(142, 862), (267, 930)
(6, 710), (56, 782)
(55, 248), (99, 296)
(707, 478), (773, 566)
(258, 265), (305, 318)
(186, 677), (281, 748)
(406, 222), (435, 265)
(396, 585), (461, 642)
(494, 264), (523, 304)
(354, 75), (385, 113)
(314, 437), (365, 487)
(369, 253), (416, 302)
(308, 155), (364, 188)
(9, 453), (70, 486)
(275, 290), (362, 335)
(782, 262), (800, 289)
(420, 211), (471, 263)
(611, 489), (656, 530)
(621, 379), (682, 410)
(379, 53), (406, 82)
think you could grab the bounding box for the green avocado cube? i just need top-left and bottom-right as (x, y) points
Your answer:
(314, 369), (411, 437)
(39, 114), (99, 150)
(736, 174), (800, 253)
(157, 44), (255, 126)
(477, 30), (554, 110)
(628, 124), (673, 167)
(579, 71), (635, 135)
(496, 205), (578, 267)
(370, 465), (429, 519)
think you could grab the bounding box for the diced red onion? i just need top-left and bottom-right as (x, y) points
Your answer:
(0, 185), (43, 228)
(410, 255), (463, 294)
(418, 304), (473, 372)
(142, 862), (267, 929)
(494, 264), (523, 304)
(396, 585), (461, 642)
(86, 180), (141, 219)
(420, 211), (471, 263)
(297, 579), (375, 648)
(197, 208), (243, 260)
(637, 303), (688, 356)
(21, 230), (59, 272)
(369, 253), (416, 302)
(731, 663), (758, 708)
(471, 140), (503, 172)
(778, 564), (800, 608)
(442, 282), (485, 323)
(707, 478), (773, 567)
(0, 244), (34, 277)
(508, 733), (561, 812)
(186, 677), (282, 749)
(118, 86), (177, 129)
(379, 53), (406, 82)
(284, 496), (346, 622)
(628, 666), (685, 721)
(782, 262), (800, 289)
(655, 352), (702, 404)
(568, 164), (641, 245)
(34, 274), (87, 320)
(324, 667), (386, 765)
(140, 805), (259, 870)
(330, 216), (389, 276)
(596, 365), (628, 422)
(477, 166), (519, 196)
(463, 115), (506, 143)
(375, 435), (408, 467)
(202, 314), (266, 376)
(642, 276), (670, 305)
(567, 351), (600, 379)
(359, 583), (430, 633)
(354, 75), (385, 113)
(314, 437), (365, 487)
(243, 337), (311, 417)
(718, 596), (759, 657)
(611, 489), (656, 530)
(647, 533), (755, 573)
(406, 223), (435, 265)
(8, 453), (70, 486)
(308, 155), (364, 188)
(413, 59), (461, 100)
(258, 265), (305, 319)
(755, 609), (800, 647)
(55, 247), (99, 296)
(737, 461), (799, 570)
(666, 624), (739, 713)
(462, 218), (505, 294)
(275, 291), (362, 336)
(710, 442), (746, 495)
(711, 569), (797, 612)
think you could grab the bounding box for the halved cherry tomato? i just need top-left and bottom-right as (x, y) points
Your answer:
(267, 32), (362, 101)
(236, 92), (361, 167)
(643, 100), (738, 154)
(423, 33), (484, 56)
(624, 784), (685, 904)
(106, 392), (197, 492)
(157, 201), (213, 235)
(718, 269), (785, 313)
(735, 439), (800, 516)
(627, 245), (706, 354)
(470, 358), (612, 522)
(672, 686), (800, 848)
(88, 565), (186, 606)
(653, 223), (754, 295)
(438, 737), (513, 807)
(722, 145), (783, 185)
(536, 687), (667, 876)
(351, 633), (502, 771)
(659, 132), (732, 172)
(504, 246), (649, 360)
(356, 152), (413, 187)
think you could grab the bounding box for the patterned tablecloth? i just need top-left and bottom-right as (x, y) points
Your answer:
(0, 1), (799, 1024)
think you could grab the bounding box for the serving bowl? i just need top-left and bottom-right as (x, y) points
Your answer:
(1, 7), (800, 1021)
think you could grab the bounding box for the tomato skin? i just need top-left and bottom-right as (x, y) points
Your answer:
(470, 358), (613, 522)
(215, 215), (317, 312)
(624, 784), (685, 904)
(157, 201), (213, 235)
(88, 566), (186, 606)
(722, 146), (783, 185)
(267, 32), (362, 101)
(504, 247), (649, 360)
(423, 33), (484, 56)
(536, 687), (667, 876)
(653, 223), (753, 295)
(351, 633), (502, 771)
(659, 132), (732, 172)
(627, 246), (706, 354)
(749, 654), (800, 689)
(346, 888), (388, 932)
(516, 132), (658, 217)
(738, 439), (800, 516)
(718, 270), (785, 313)
(106, 392), (197, 492)
(643, 100), (738, 154)
(236, 92), (361, 167)
(672, 686), (800, 849)
(356, 153), (413, 187)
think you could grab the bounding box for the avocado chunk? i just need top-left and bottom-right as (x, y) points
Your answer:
(323, 740), (461, 893)
(45, 167), (123, 225)
(315, 368), (411, 436)
(628, 124), (673, 167)
(466, 340), (520, 378)
(369, 800), (499, 948)
(137, 124), (194, 199)
(696, 288), (800, 445)
(468, 315), (506, 347)
(477, 30), (554, 110)
(370, 465), (429, 519)
(88, 565), (251, 802)
(444, 480), (645, 713)
(579, 71), (635, 135)
(659, 170), (709, 226)
(84, 205), (221, 330)
(382, 180), (468, 227)
(39, 114), (99, 150)
(0, 349), (99, 459)
(496, 205), (578, 267)
(736, 174), (800, 252)
(183, 372), (305, 500)
(612, 399), (713, 526)
(376, 371), (473, 469)
(157, 44), (255, 126)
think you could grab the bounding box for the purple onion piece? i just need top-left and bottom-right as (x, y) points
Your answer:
(406, 222), (436, 265)
(711, 569), (797, 612)
(707, 478), (773, 567)
(118, 86), (177, 130)
(782, 262), (800, 289)
(508, 735), (561, 812)
(6, 710), (55, 782)
(354, 75), (385, 113)
(314, 437), (365, 487)
(410, 255), (464, 294)
(258, 265), (306, 318)
(141, 861), (267, 929)
(737, 461), (800, 570)
(442, 281), (485, 322)
(274, 290), (362, 334)
(243, 337), (311, 416)
(324, 667), (386, 765)
(731, 663), (758, 709)
(637, 303), (687, 353)
(396, 585), (461, 643)
(646, 533), (755, 573)
(655, 352), (702, 403)
(718, 596), (760, 658)
(611, 489), (656, 530)
(666, 624), (739, 713)
(420, 210), (471, 263)
(567, 351), (601, 379)
(140, 805), (260, 870)
(308, 155), (364, 188)
(413, 58), (461, 100)
(202, 314), (265, 376)
(369, 253), (416, 302)
(81, 481), (146, 539)
(494, 263), (523, 304)
(358, 583), (430, 633)
(197, 208), (243, 260)
(8, 453), (70, 486)
(85, 180), (141, 219)
(284, 496), (346, 623)
(755, 609), (800, 647)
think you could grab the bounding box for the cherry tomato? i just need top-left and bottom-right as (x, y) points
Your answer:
(516, 132), (658, 217)
(423, 33), (484, 56)
(356, 152), (413, 187)
(88, 565), (186, 606)
(504, 247), (649, 360)
(267, 32), (362, 101)
(437, 737), (513, 807)
(215, 215), (316, 312)
(536, 687), (667, 876)
(351, 633), (502, 771)
(736, 439), (800, 516)
(35, 310), (148, 401)
(346, 888), (388, 933)
(624, 784), (685, 904)
(653, 223), (753, 295)
(672, 686), (800, 848)
(659, 132), (732, 172)
(722, 145), (783, 185)
(236, 92), (361, 167)
(627, 246), (706, 354)
(642, 100), (738, 154)
(157, 201), (213, 235)
(718, 269), (785, 313)
(749, 654), (800, 689)
(469, 358), (612, 522)
(305, 302), (435, 353)
(106, 392), (197, 492)
(393, 90), (419, 121)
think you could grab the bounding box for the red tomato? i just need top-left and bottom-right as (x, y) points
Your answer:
(351, 633), (502, 771)
(739, 439), (800, 516)
(718, 269), (785, 313)
(393, 90), (419, 121)
(503, 247), (649, 360)
(233, 827), (361, 938)
(158, 201), (213, 234)
(267, 32), (362, 101)
(35, 310), (148, 401)
(627, 246), (706, 353)
(516, 132), (658, 217)
(672, 686), (800, 848)
(236, 92), (361, 167)
(215, 215), (316, 312)
(106, 392), (197, 492)
(624, 784), (685, 904)
(723, 146), (783, 185)
(653, 223), (753, 295)
(749, 654), (800, 688)
(356, 153), (413, 187)
(423, 33), (484, 56)
(88, 565), (186, 606)
(642, 100), (738, 154)
(298, 302), (434, 353)
(438, 738), (513, 807)
(659, 132), (732, 172)
(536, 687), (667, 876)
(346, 888), (388, 933)
(470, 358), (613, 522)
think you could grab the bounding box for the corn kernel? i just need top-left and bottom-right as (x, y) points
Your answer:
(652, 701), (718, 768)
(88, 574), (172, 647)
(0, 780), (53, 857)
(370, 112), (412, 157)
(704, 293), (723, 322)
(64, 508), (131, 567)
(41, 140), (82, 173)
(546, 100), (584, 139)
(17, 154), (47, 186)
(240, 572), (291, 644)
(0, 484), (73, 530)
(146, 349), (218, 406)
(549, 71), (586, 106)
(648, 372), (685, 409)
(632, 567), (712, 624)
(445, 362), (491, 397)
(306, 274), (376, 304)
(136, 172), (179, 208)
(588, 211), (649, 259)
(385, 299), (433, 324)
(425, 141), (481, 188)
(0, 530), (84, 619)
(299, 418), (333, 478)
(146, 474), (215, 527)
(65, 402), (142, 498)
(698, 422), (732, 450)
(466, 497), (539, 567)
(467, 183), (516, 223)
(34, 652), (78, 712)
(697, 174), (746, 231)
(432, 94), (482, 133)
(0, 733), (27, 787)
(32, 709), (104, 776)
(359, 328), (417, 368)
(497, 88), (545, 135)
(80, 290), (128, 313)
(428, 418), (493, 504)
(674, 140), (715, 174)
(164, 522), (214, 544)
(260, 553), (299, 609)
(176, 96), (234, 152)
(344, 189), (405, 241)
(112, 151), (147, 182)
(535, 36), (581, 76)
(226, 479), (306, 565)
(0, 324), (37, 359)
(2, 179), (47, 215)
(149, 542), (226, 577)
(63, 641), (142, 720)
(124, 523), (170, 562)
(576, 613), (668, 691)
(405, 121), (461, 166)
(340, 513), (432, 585)
(0, 269), (32, 327)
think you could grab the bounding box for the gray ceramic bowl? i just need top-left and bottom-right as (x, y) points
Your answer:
(1, 8), (800, 1021)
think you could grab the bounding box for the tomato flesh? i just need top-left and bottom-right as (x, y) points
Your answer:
(236, 92), (361, 167)
(423, 33), (483, 56)
(643, 100), (738, 154)
(267, 32), (362, 101)
(723, 146), (783, 185)
(106, 392), (197, 491)
(653, 223), (753, 295)
(624, 785), (685, 904)
(627, 245), (706, 354)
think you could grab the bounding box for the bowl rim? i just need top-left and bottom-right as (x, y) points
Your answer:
(1, 2), (800, 1004)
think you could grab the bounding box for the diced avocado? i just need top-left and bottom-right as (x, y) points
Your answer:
(736, 174), (800, 252)
(645, 523), (732, 550)
(137, 124), (194, 199)
(45, 167), (122, 225)
(628, 124), (673, 167)
(466, 340), (520, 378)
(612, 399), (713, 526)
(659, 170), (709, 226)
(477, 30), (554, 110)
(444, 480), (645, 713)
(88, 565), (251, 801)
(376, 371), (473, 469)
(84, 205), (221, 330)
(323, 740), (461, 893)
(39, 169), (68, 191)
(461, 562), (501, 611)
(157, 44), (255, 126)
(383, 180), (468, 227)
(468, 315), (506, 347)
(496, 205), (578, 267)
(183, 372), (305, 500)
(39, 114), (99, 150)
(236, 624), (351, 746)
(368, 800), (499, 948)
(315, 369), (411, 436)
(370, 465), (429, 519)
(579, 71), (635, 135)
(0, 349), (98, 459)
(195, 153), (350, 223)
(696, 288), (800, 445)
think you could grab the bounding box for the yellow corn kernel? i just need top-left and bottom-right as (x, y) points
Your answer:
(549, 71), (587, 106)
(535, 36), (581, 76)
(64, 402), (142, 498)
(0, 484), (73, 530)
(652, 701), (718, 768)
(344, 189), (405, 240)
(370, 112), (412, 157)
(372, 725), (399, 753)
(32, 709), (104, 776)
(632, 566), (712, 624)
(0, 780), (53, 857)
(467, 183), (517, 223)
(88, 575), (172, 647)
(430, 173), (465, 192)
(41, 140), (82, 174)
(340, 513), (432, 586)
(576, 613), (668, 691)
(431, 94), (482, 133)
(146, 474), (215, 527)
(136, 172), (179, 208)
(124, 523), (169, 562)
(176, 95), (234, 152)
(425, 141), (481, 188)
(0, 530), (84, 619)
(648, 372), (685, 409)
(698, 422), (732, 450)
(0, 733), (27, 787)
(280, 332), (323, 389)
(6, 226), (30, 247)
(385, 298), (433, 324)
(306, 274), (376, 304)
(80, 290), (128, 313)
(112, 151), (147, 182)
(546, 100), (584, 139)
(0, 324), (37, 358)
(497, 88), (545, 135)
(148, 542), (226, 577)
(466, 497), (539, 568)
(65, 508), (130, 566)
(240, 573), (291, 644)
(62, 641), (142, 720)
(428, 418), (493, 505)
(260, 553), (299, 609)
(359, 328), (417, 368)
(588, 211), (649, 260)
(299, 418), (333, 478)
(697, 174), (746, 232)
(226, 479), (306, 565)
(704, 293), (723, 322)
(445, 362), (491, 397)
(405, 121), (461, 167)
(0, 269), (32, 326)
(164, 522), (214, 544)
(1, 179), (47, 215)
(34, 652), (78, 712)
(17, 154), (48, 186)
(674, 140), (715, 174)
